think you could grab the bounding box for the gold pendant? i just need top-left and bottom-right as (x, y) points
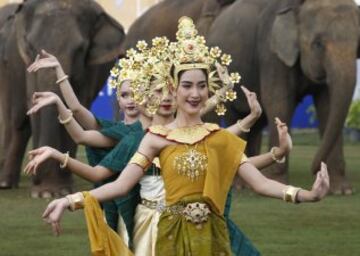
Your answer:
(173, 147), (207, 182)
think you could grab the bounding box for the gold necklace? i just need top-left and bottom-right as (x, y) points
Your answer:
(173, 143), (208, 182)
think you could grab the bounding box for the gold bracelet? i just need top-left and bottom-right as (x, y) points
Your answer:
(129, 152), (151, 171)
(60, 151), (70, 169)
(56, 75), (69, 85)
(270, 147), (286, 163)
(236, 119), (250, 133)
(282, 186), (301, 203)
(65, 192), (85, 211)
(58, 110), (73, 125)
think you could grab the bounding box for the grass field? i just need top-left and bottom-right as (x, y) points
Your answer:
(0, 132), (359, 256)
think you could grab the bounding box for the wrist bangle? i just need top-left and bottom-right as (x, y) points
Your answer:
(270, 147), (286, 163)
(282, 186), (301, 204)
(56, 75), (69, 85)
(58, 110), (73, 125)
(60, 151), (70, 169)
(236, 119), (250, 133)
(65, 192), (85, 211)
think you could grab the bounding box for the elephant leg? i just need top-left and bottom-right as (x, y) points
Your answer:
(245, 115), (267, 157)
(30, 107), (74, 198)
(0, 112), (4, 180)
(259, 70), (297, 183)
(313, 91), (352, 195)
(0, 118), (31, 188)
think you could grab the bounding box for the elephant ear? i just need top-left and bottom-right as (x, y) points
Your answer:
(87, 13), (125, 65)
(270, 8), (299, 67)
(15, 4), (34, 66)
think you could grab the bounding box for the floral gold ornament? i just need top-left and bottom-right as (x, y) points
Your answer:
(215, 103), (227, 116)
(225, 90), (237, 101)
(182, 202), (211, 224)
(230, 72), (241, 84)
(174, 146), (208, 182)
(221, 54), (232, 66)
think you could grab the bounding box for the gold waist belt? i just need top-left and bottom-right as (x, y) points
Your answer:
(141, 198), (166, 212)
(165, 201), (211, 225)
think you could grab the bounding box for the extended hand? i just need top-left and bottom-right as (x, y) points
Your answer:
(241, 86), (262, 118)
(27, 49), (60, 72)
(27, 91), (60, 115)
(42, 197), (70, 236)
(310, 162), (330, 201)
(24, 146), (60, 175)
(275, 117), (292, 156)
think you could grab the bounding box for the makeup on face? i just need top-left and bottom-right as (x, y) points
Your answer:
(118, 80), (140, 117)
(176, 69), (209, 115)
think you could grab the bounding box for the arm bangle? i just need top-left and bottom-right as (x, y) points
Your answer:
(56, 75), (69, 85)
(65, 192), (85, 211)
(58, 110), (73, 125)
(129, 152), (151, 171)
(270, 147), (285, 163)
(282, 186), (301, 203)
(60, 151), (70, 169)
(236, 119), (250, 133)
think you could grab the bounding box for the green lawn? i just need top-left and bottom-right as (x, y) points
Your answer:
(0, 132), (359, 256)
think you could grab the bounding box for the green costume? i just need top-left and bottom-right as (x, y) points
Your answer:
(85, 119), (143, 246)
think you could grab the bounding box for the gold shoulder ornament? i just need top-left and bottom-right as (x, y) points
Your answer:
(148, 123), (219, 145)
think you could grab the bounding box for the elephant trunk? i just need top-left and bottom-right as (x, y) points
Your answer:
(311, 49), (356, 173)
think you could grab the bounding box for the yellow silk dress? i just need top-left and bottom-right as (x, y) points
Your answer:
(148, 123), (247, 256)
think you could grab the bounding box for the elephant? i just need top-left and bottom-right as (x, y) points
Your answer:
(205, 0), (359, 194)
(121, 0), (234, 51)
(0, 0), (125, 197)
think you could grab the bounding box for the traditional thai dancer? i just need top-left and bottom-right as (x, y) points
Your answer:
(27, 50), (148, 243)
(24, 17), (326, 254)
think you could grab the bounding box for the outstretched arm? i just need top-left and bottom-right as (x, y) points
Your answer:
(238, 161), (329, 203)
(247, 117), (292, 169)
(27, 50), (99, 130)
(24, 146), (114, 182)
(27, 92), (116, 147)
(226, 86), (262, 135)
(40, 132), (163, 236)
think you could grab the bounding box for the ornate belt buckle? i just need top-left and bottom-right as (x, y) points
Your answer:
(182, 202), (211, 224)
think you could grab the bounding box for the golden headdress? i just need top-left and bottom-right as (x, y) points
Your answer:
(169, 16), (241, 115)
(114, 16), (241, 116)
(129, 37), (175, 115)
(108, 47), (146, 98)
